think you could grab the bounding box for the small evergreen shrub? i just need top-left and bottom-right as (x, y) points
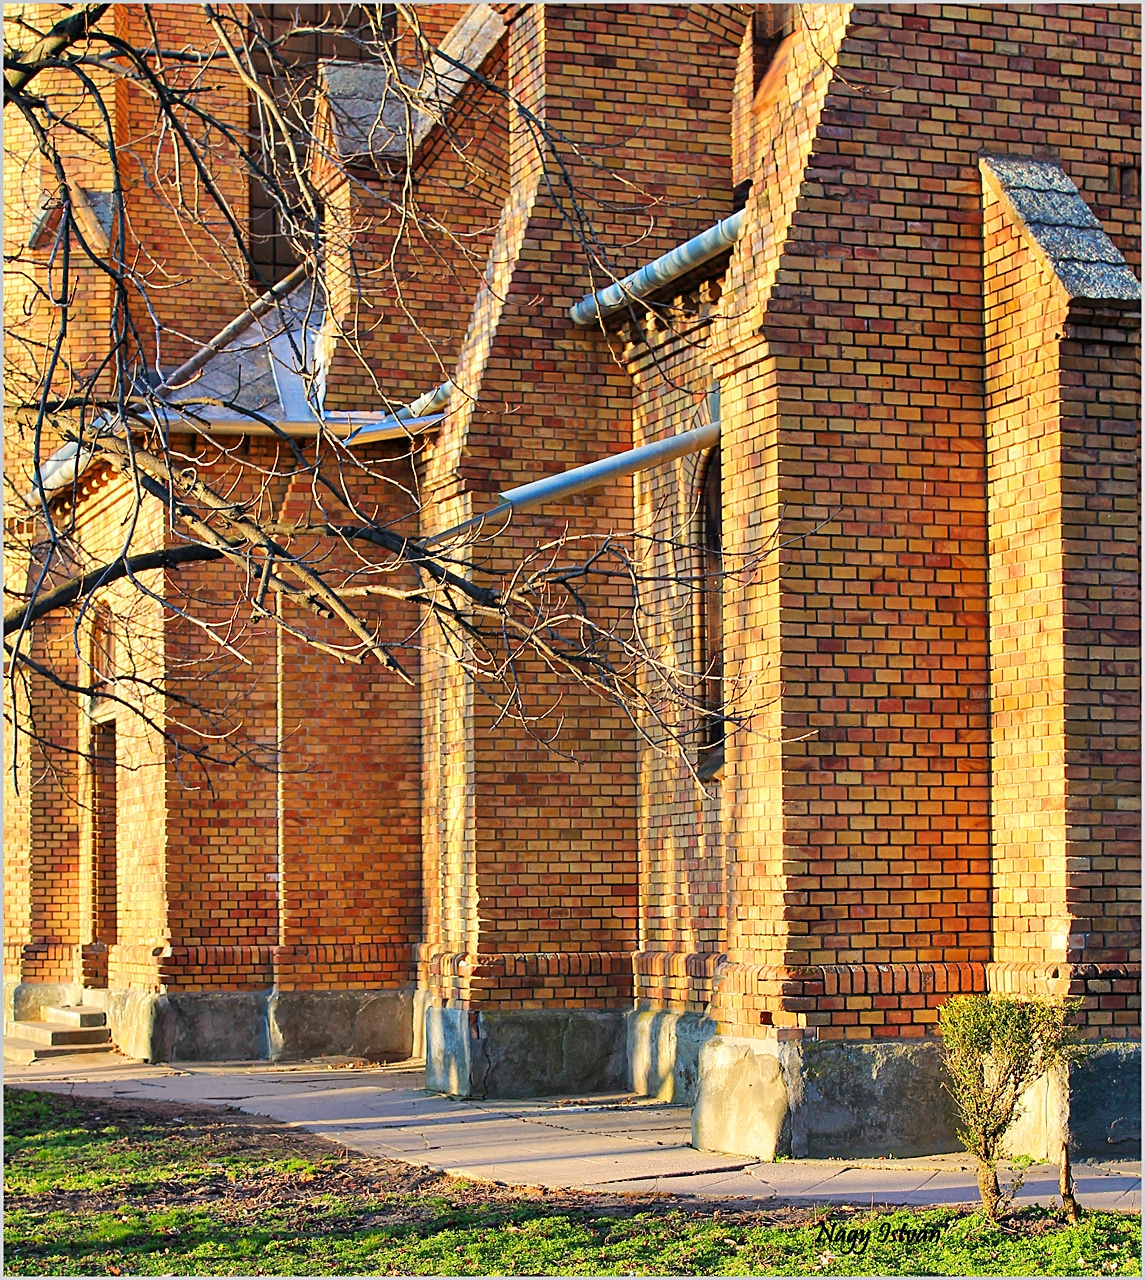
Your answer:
(938, 994), (1079, 1220)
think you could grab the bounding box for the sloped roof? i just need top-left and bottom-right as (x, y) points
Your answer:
(20, 267), (445, 510)
(158, 282), (325, 426)
(19, 283), (326, 509)
(28, 186), (113, 253)
(980, 155), (1141, 303)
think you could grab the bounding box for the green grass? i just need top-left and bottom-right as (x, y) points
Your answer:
(4, 1087), (1140, 1276)
(3, 1088), (326, 1197)
(6, 1201), (1142, 1277)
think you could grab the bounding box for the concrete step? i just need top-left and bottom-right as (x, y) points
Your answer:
(41, 1005), (107, 1028)
(3, 1037), (114, 1066)
(4, 1020), (111, 1047)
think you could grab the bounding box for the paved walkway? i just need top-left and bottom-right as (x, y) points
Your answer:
(6, 1053), (1139, 1211)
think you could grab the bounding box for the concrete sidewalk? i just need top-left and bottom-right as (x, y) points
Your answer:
(5, 1052), (1139, 1211)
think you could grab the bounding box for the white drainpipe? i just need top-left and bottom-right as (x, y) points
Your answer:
(568, 211), (744, 327)
(425, 413), (719, 546)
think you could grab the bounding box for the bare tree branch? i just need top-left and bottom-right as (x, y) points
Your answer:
(3, 3), (110, 103)
(4, 544), (225, 636)
(4, 4), (781, 793)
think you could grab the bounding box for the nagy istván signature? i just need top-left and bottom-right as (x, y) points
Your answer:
(814, 1220), (945, 1255)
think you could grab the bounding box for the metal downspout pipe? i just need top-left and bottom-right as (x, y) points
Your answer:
(155, 261), (313, 397)
(424, 416), (720, 546)
(568, 210), (745, 327)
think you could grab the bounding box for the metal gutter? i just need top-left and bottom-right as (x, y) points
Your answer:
(131, 379), (456, 442)
(569, 210), (744, 327)
(425, 417), (720, 545)
(343, 380), (454, 444)
(22, 381), (452, 508)
(22, 440), (96, 507)
(146, 417), (423, 440)
(143, 409), (442, 441)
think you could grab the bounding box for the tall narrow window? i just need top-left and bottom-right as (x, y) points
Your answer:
(246, 4), (395, 284)
(91, 721), (117, 948)
(90, 604), (114, 707)
(698, 446), (724, 776)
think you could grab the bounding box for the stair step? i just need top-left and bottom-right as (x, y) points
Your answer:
(41, 1005), (107, 1028)
(5, 1020), (111, 1047)
(4, 1037), (113, 1066)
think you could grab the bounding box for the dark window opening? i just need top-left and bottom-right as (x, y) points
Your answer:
(91, 721), (117, 948)
(90, 605), (115, 708)
(753, 5), (793, 95)
(249, 175), (306, 287)
(246, 4), (396, 285)
(698, 445), (724, 776)
(1117, 164), (1140, 201)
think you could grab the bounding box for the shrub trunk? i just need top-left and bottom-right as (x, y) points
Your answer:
(977, 1160), (1002, 1220)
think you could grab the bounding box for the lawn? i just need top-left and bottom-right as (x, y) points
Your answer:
(3, 1086), (1139, 1276)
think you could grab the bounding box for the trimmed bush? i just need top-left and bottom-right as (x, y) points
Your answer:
(939, 994), (1079, 1219)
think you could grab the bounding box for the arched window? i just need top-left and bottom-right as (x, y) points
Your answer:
(698, 445), (723, 774)
(90, 603), (115, 708)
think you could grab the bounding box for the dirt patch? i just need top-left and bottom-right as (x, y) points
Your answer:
(8, 1091), (826, 1229)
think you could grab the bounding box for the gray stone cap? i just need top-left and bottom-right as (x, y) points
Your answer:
(28, 187), (114, 253)
(319, 62), (425, 162)
(980, 154), (1141, 304)
(317, 4), (506, 164)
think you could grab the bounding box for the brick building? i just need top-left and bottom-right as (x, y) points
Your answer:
(4, 3), (1140, 1159)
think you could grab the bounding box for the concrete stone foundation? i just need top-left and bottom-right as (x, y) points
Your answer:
(5, 980), (83, 1023)
(412, 987), (433, 1061)
(268, 988), (413, 1062)
(425, 1006), (628, 1098)
(1068, 1043), (1142, 1156)
(627, 1008), (718, 1104)
(1005, 1041), (1142, 1161)
(693, 1035), (962, 1161)
(8, 983), (413, 1064)
(82, 989), (270, 1062)
(693, 1035), (1142, 1161)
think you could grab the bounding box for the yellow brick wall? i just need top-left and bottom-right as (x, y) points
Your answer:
(4, 3), (1138, 1045)
(982, 179), (1073, 965)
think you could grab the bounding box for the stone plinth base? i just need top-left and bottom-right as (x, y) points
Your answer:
(7, 983), (413, 1064)
(1005, 1041), (1141, 1160)
(627, 1008), (717, 1104)
(5, 979), (83, 1023)
(425, 1006), (628, 1098)
(83, 988), (271, 1062)
(692, 1035), (1142, 1161)
(693, 1036), (960, 1161)
(268, 988), (413, 1062)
